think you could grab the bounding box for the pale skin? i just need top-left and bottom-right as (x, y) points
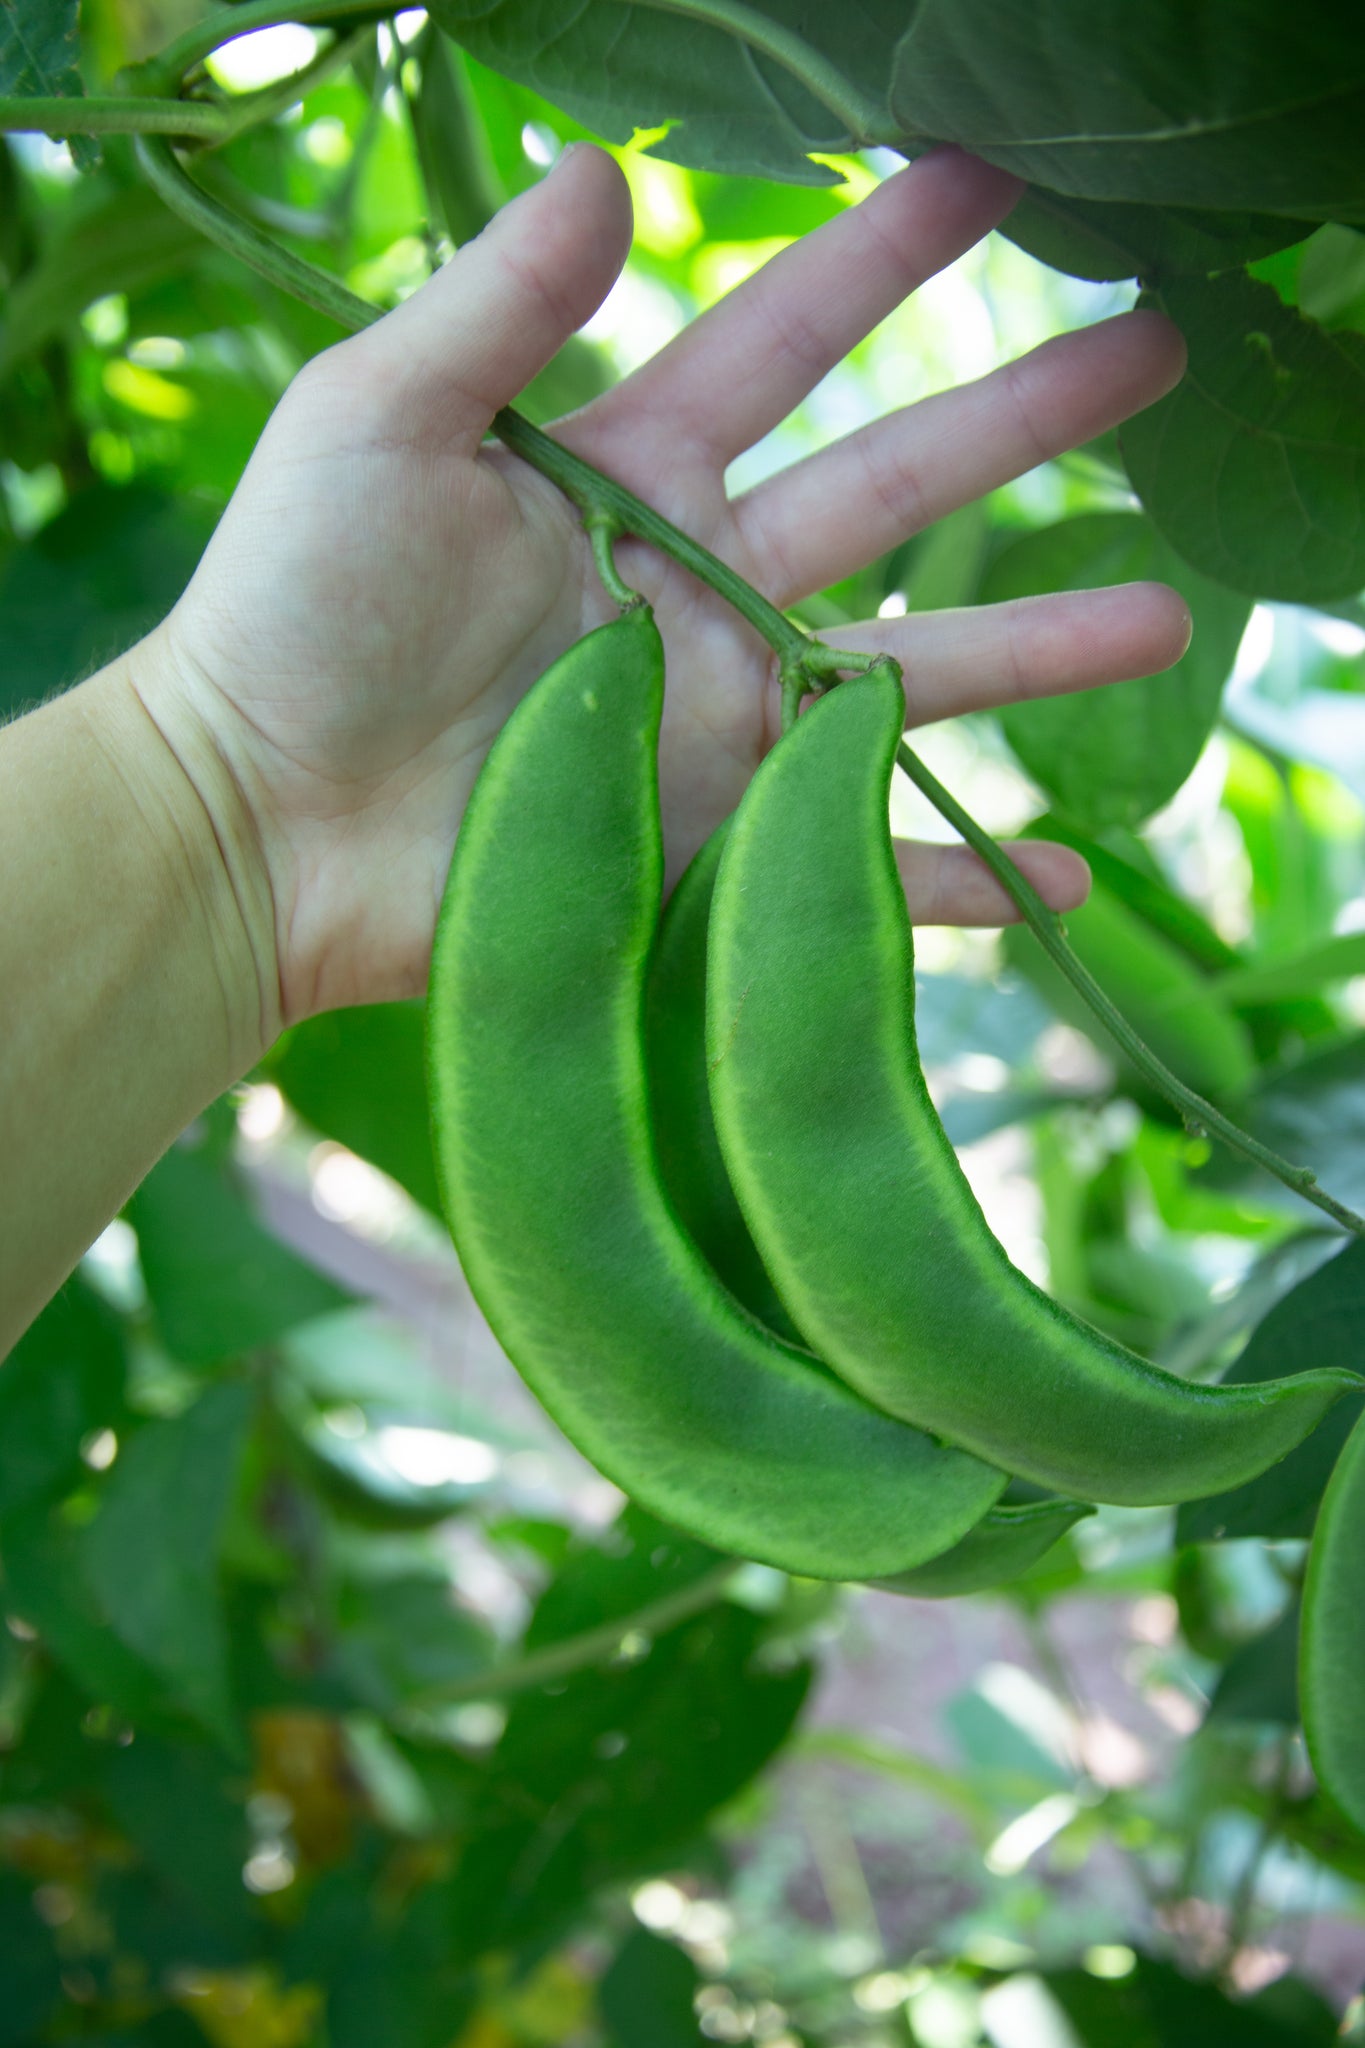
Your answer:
(0, 143), (1190, 1355)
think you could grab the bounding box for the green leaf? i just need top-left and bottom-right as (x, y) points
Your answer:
(0, 0), (96, 173)
(411, 27), (506, 245)
(332, 1574), (494, 1711)
(432, 0), (871, 180)
(1206, 1032), (1365, 1214)
(0, 1874), (61, 2047)
(985, 513), (1250, 830)
(269, 1003), (442, 1215)
(444, 1512), (800, 1952)
(0, 0), (81, 102)
(80, 1383), (253, 1751)
(0, 186), (203, 382)
(450, 1602), (808, 1953)
(1, 1503), (164, 1722)
(0, 1274), (125, 1522)
(1178, 1241), (1365, 1544)
(524, 1505), (726, 1651)
(1045, 1955), (1338, 2047)
(1205, 1602), (1300, 1725)
(889, 2), (1365, 217)
(1004, 190), (1318, 284)
(101, 1735), (253, 1932)
(1002, 884), (1258, 1103)
(0, 485), (216, 719)
(129, 1133), (351, 1366)
(1121, 274), (1365, 604)
(600, 1927), (705, 2048)
(295, 1417), (487, 1532)
(1213, 931), (1365, 1006)
(1022, 816), (1242, 976)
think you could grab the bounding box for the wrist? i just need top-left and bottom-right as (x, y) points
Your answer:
(87, 628), (283, 1070)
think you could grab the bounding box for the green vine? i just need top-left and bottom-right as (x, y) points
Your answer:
(19, 16), (1365, 1241)
(0, 93), (230, 141)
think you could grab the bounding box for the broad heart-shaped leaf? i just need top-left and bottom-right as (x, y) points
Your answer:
(1120, 274), (1365, 604)
(128, 1131), (351, 1366)
(268, 1002), (442, 1215)
(1002, 191), (1317, 285)
(0, 1273), (126, 1521)
(1178, 1241), (1365, 1545)
(985, 513), (1249, 831)
(80, 1382), (253, 1753)
(432, 0), (897, 179)
(0, 485), (216, 719)
(889, 1), (1365, 218)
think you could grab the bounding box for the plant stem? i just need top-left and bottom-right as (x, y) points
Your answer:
(134, 132), (380, 329)
(410, 1560), (740, 1708)
(493, 407), (818, 673)
(0, 93), (229, 140)
(587, 518), (641, 608)
(0, 23), (365, 147)
(210, 24), (373, 146)
(149, 0), (391, 91)
(896, 738), (1365, 1240)
(624, 0), (889, 145)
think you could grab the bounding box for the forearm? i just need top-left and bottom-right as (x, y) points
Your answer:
(0, 634), (278, 1355)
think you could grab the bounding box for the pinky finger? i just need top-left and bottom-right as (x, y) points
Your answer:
(895, 836), (1090, 928)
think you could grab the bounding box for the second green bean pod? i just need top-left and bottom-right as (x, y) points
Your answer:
(706, 667), (1357, 1506)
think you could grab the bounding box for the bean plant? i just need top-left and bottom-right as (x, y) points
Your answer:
(3, 4), (1365, 2045)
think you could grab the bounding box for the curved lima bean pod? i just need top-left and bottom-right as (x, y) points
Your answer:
(1300, 1405), (1365, 1832)
(872, 1498), (1094, 1600)
(644, 821), (801, 1345)
(427, 609), (1006, 1579)
(706, 665), (1358, 1506)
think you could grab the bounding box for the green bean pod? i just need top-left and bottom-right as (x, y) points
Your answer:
(1300, 1406), (1365, 1832)
(427, 611), (1006, 1578)
(871, 1498), (1093, 1600)
(706, 667), (1357, 1506)
(645, 822), (802, 1345)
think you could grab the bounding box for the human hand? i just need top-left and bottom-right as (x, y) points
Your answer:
(135, 142), (1188, 1033)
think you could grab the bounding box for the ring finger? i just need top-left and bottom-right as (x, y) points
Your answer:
(735, 311), (1186, 607)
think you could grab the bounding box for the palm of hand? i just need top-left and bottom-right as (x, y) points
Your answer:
(154, 144), (1188, 1025)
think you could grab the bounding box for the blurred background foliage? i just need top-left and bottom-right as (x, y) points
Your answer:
(4, 4), (1365, 2044)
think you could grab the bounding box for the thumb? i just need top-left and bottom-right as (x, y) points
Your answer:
(339, 144), (632, 449)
